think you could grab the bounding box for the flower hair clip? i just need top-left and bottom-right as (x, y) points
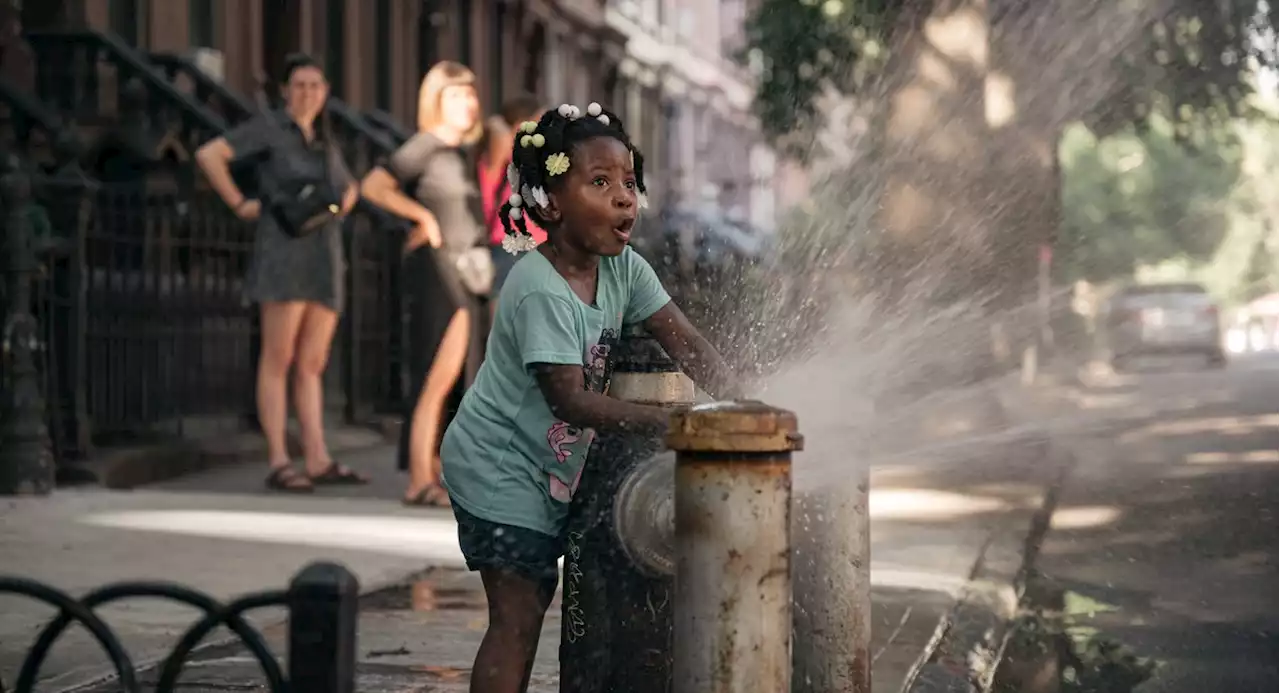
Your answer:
(545, 152), (570, 177)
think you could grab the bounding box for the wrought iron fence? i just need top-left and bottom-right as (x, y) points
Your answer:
(31, 175), (257, 456)
(341, 206), (409, 422)
(0, 561), (358, 693)
(22, 170), (409, 462)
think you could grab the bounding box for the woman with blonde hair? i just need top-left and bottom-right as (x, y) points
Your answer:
(361, 61), (486, 507)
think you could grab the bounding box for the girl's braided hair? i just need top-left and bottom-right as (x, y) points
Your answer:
(499, 103), (648, 247)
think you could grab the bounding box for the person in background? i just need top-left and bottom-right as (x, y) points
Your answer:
(477, 94), (546, 315)
(195, 54), (364, 492)
(359, 61), (486, 508)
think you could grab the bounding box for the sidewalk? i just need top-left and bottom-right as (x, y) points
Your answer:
(0, 382), (1064, 693)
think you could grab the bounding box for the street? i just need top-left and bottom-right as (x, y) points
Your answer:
(0, 375), (1058, 693)
(1036, 352), (1279, 692)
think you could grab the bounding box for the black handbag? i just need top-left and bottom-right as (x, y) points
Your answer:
(268, 160), (343, 238)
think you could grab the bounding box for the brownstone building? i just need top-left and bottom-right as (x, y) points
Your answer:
(17, 0), (626, 136)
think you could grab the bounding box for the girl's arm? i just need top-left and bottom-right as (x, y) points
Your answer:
(533, 364), (672, 434)
(522, 288), (676, 433)
(644, 302), (743, 400)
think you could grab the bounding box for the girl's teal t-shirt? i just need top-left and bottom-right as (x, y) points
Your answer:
(440, 246), (671, 537)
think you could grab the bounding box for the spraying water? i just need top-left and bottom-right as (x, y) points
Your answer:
(678, 0), (1204, 488)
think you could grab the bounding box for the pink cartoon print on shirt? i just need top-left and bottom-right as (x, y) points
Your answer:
(546, 421), (590, 502)
(549, 464), (586, 503)
(545, 328), (620, 503)
(547, 421), (582, 464)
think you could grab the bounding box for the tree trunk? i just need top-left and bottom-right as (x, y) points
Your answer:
(875, 0), (1001, 309)
(874, 0), (1063, 373)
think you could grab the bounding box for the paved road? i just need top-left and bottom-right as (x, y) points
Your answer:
(1037, 352), (1278, 692)
(0, 374), (1062, 693)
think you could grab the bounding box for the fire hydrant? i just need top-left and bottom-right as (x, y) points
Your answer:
(666, 401), (802, 693)
(559, 325), (696, 693)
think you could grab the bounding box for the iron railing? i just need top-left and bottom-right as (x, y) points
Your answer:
(22, 177), (410, 461)
(24, 31), (228, 156)
(7, 33), (434, 464)
(0, 561), (358, 693)
(363, 108), (412, 147)
(147, 52), (255, 127)
(30, 175), (257, 455)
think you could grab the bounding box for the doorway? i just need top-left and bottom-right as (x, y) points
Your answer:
(260, 0), (300, 90)
(19, 0), (66, 31)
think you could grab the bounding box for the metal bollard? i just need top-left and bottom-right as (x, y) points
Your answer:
(793, 470), (872, 692)
(560, 325), (697, 693)
(288, 562), (360, 693)
(667, 401), (802, 693)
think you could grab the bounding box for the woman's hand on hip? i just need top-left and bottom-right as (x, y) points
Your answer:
(340, 183), (359, 216)
(234, 199), (262, 221)
(413, 212), (443, 249)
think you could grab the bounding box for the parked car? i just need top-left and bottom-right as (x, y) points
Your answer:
(1103, 282), (1226, 369)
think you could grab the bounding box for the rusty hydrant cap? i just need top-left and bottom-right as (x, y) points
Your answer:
(665, 400), (804, 453)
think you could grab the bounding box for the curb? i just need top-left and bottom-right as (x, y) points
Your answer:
(899, 438), (1074, 693)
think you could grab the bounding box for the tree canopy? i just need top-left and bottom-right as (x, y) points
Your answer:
(1056, 114), (1243, 282)
(741, 0), (1279, 144)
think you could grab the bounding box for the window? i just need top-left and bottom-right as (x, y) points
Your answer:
(189, 0), (214, 47)
(325, 0), (345, 97)
(109, 0), (147, 46)
(419, 0), (441, 74)
(490, 0), (505, 106)
(459, 0), (473, 67)
(375, 0), (391, 109)
(522, 24), (545, 97)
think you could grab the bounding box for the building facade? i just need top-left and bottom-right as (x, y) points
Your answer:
(18, 0), (623, 138)
(604, 0), (779, 230)
(15, 0), (784, 226)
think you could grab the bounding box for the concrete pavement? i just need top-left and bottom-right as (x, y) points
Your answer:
(0, 378), (1067, 693)
(1032, 352), (1278, 692)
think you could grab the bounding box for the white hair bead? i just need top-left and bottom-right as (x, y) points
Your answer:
(597, 114), (610, 126)
(587, 102), (602, 117)
(509, 193), (523, 208)
(508, 207), (523, 219)
(557, 104), (573, 117)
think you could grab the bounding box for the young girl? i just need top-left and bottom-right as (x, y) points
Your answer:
(439, 102), (739, 692)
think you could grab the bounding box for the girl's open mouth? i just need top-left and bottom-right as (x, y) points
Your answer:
(613, 218), (635, 242)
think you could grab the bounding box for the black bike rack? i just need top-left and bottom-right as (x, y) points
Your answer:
(0, 561), (359, 693)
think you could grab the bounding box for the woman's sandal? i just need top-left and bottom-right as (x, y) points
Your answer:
(307, 462), (370, 486)
(265, 465), (315, 493)
(402, 484), (452, 508)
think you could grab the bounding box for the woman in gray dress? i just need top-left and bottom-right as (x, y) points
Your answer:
(195, 54), (365, 492)
(361, 61), (486, 507)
